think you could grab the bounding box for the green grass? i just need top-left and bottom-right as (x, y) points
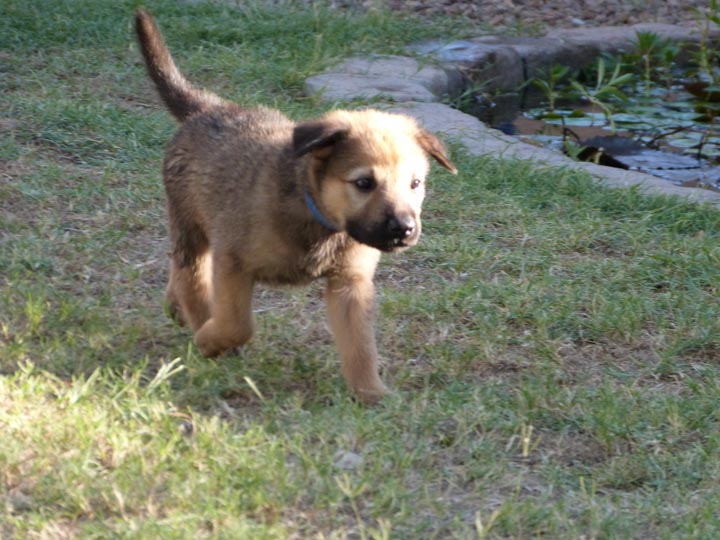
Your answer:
(2, 0), (720, 538)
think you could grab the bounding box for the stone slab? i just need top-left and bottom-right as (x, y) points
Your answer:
(304, 55), (464, 103)
(410, 40), (524, 92)
(546, 23), (717, 66)
(305, 73), (439, 103)
(468, 35), (590, 79)
(414, 22), (719, 91)
(549, 23), (711, 47)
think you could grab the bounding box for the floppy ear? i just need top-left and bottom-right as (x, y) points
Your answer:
(293, 120), (349, 158)
(416, 130), (457, 174)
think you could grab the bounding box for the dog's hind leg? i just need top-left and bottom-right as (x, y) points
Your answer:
(166, 252), (212, 331)
(194, 251), (255, 358)
(164, 203), (212, 331)
(165, 259), (185, 325)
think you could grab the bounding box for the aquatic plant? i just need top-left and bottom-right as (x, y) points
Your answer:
(628, 31), (679, 95)
(569, 58), (633, 130)
(532, 64), (570, 114)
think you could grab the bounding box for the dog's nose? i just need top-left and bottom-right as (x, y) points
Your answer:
(386, 215), (416, 239)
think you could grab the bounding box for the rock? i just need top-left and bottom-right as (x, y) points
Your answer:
(5, 490), (33, 513)
(546, 23), (714, 61)
(304, 55), (463, 103)
(178, 420), (194, 437)
(631, 23), (708, 42)
(411, 40), (524, 93)
(305, 73), (437, 102)
(0, 119), (21, 133)
(333, 450), (364, 470)
(384, 101), (488, 141)
(468, 35), (590, 79)
(413, 21), (720, 93)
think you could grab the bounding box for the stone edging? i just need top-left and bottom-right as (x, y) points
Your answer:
(304, 24), (720, 206)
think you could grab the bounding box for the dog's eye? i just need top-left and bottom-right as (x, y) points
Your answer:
(410, 178), (422, 190)
(353, 177), (376, 192)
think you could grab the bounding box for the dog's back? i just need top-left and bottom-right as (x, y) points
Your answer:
(135, 10), (305, 274)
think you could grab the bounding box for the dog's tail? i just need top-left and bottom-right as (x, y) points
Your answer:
(135, 9), (225, 121)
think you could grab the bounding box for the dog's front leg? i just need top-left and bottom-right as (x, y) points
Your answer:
(195, 252), (254, 358)
(325, 273), (388, 404)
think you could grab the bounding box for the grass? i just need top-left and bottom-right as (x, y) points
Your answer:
(2, 0), (720, 538)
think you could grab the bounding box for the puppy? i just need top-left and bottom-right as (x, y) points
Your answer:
(135, 9), (456, 403)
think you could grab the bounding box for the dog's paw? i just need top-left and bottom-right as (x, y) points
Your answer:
(194, 319), (228, 358)
(195, 318), (252, 358)
(164, 299), (186, 327)
(354, 383), (390, 406)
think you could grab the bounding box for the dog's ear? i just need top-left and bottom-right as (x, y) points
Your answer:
(416, 130), (457, 174)
(293, 121), (349, 159)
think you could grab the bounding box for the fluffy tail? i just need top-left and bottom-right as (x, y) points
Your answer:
(135, 9), (224, 121)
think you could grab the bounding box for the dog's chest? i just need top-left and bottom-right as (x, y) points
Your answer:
(253, 233), (350, 285)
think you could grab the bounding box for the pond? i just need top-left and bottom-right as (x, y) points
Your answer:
(471, 67), (720, 192)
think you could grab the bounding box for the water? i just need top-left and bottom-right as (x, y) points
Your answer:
(471, 82), (720, 191)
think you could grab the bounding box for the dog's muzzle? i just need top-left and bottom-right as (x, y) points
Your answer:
(385, 214), (419, 250)
(347, 213), (421, 252)
(387, 215), (416, 240)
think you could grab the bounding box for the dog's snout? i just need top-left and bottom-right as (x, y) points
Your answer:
(386, 215), (416, 239)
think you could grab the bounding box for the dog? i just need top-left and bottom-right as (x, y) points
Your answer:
(135, 9), (456, 403)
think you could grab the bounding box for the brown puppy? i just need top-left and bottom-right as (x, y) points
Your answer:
(135, 9), (456, 403)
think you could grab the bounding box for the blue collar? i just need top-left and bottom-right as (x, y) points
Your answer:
(304, 190), (340, 232)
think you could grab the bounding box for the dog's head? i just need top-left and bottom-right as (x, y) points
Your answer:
(293, 110), (456, 253)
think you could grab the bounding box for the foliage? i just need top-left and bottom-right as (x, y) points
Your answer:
(569, 58), (633, 130)
(532, 64), (570, 113)
(627, 31), (680, 95)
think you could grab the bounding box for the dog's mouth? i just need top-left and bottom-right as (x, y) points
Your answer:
(346, 220), (421, 252)
(382, 235), (418, 253)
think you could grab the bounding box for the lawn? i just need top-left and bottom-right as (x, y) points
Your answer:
(2, 1), (720, 538)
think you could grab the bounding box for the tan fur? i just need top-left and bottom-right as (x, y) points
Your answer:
(135, 9), (456, 403)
